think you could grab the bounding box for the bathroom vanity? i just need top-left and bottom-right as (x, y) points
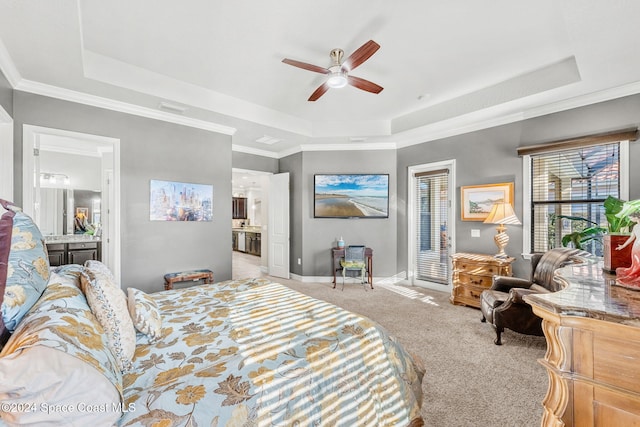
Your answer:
(45, 235), (102, 267)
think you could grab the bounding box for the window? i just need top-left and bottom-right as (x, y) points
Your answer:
(521, 130), (632, 255)
(530, 143), (620, 254)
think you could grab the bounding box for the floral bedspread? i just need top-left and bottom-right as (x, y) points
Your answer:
(119, 278), (424, 427)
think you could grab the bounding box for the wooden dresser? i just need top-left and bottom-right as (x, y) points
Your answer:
(450, 252), (514, 308)
(525, 259), (640, 426)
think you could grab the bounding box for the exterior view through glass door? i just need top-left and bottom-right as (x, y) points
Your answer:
(410, 164), (454, 286)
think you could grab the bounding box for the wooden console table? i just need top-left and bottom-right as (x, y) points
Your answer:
(525, 258), (640, 426)
(332, 248), (373, 289)
(450, 252), (514, 308)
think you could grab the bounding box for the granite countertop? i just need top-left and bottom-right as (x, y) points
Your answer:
(232, 227), (261, 233)
(45, 235), (102, 244)
(524, 256), (640, 327)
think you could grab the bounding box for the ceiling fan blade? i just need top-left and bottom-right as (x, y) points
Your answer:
(308, 83), (330, 101)
(282, 58), (329, 74)
(342, 40), (380, 71)
(348, 76), (383, 94)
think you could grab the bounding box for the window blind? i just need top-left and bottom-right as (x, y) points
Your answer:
(414, 169), (449, 284)
(530, 142), (620, 254)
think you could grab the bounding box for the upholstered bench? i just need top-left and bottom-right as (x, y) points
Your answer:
(163, 269), (213, 290)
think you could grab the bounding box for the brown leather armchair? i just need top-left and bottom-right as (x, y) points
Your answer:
(480, 247), (587, 345)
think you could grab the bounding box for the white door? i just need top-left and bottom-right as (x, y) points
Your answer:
(268, 172), (290, 278)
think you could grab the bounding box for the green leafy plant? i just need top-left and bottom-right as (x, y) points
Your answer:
(604, 195), (636, 233)
(552, 215), (605, 250)
(552, 196), (637, 250)
(615, 198), (640, 227)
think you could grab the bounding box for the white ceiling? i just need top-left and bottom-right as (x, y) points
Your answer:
(1, 1), (640, 157)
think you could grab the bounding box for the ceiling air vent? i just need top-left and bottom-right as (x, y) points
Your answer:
(158, 101), (187, 114)
(255, 135), (281, 145)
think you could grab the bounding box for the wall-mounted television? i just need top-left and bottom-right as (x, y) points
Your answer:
(314, 174), (389, 218)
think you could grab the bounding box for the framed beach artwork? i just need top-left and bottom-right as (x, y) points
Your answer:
(150, 179), (213, 221)
(460, 182), (514, 221)
(314, 174), (389, 218)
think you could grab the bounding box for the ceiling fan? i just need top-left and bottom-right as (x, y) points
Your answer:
(282, 40), (384, 101)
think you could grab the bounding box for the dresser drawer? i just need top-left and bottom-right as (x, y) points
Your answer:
(450, 283), (486, 308)
(68, 242), (99, 250)
(46, 243), (65, 251)
(454, 272), (494, 288)
(454, 262), (504, 276)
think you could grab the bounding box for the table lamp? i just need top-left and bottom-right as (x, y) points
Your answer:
(483, 202), (521, 258)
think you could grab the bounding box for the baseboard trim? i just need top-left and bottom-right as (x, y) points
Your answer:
(289, 273), (334, 283)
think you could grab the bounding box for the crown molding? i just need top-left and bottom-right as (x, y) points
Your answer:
(14, 79), (237, 136)
(231, 144), (280, 159)
(394, 79), (640, 149)
(0, 38), (21, 87)
(301, 142), (396, 152)
(4, 35), (640, 158)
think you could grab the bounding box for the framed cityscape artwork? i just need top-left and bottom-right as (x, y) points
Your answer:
(150, 179), (213, 221)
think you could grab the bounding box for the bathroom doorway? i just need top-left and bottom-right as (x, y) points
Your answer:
(231, 169), (270, 279)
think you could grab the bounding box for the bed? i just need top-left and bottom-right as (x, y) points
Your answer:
(0, 199), (424, 426)
(0, 267), (425, 426)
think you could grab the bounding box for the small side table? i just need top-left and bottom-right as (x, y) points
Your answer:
(164, 269), (214, 290)
(331, 248), (374, 289)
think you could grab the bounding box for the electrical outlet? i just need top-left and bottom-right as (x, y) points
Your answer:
(297, 258), (301, 265)
(471, 229), (480, 237)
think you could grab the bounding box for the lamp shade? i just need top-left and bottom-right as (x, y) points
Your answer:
(483, 202), (521, 225)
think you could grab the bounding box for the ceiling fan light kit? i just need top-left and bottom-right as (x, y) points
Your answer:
(282, 40), (383, 101)
(327, 70), (348, 88)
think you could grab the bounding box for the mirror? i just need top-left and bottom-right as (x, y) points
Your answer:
(34, 135), (105, 236)
(39, 188), (102, 236)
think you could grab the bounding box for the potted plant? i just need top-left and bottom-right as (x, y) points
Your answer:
(552, 196), (638, 273)
(602, 196), (637, 273)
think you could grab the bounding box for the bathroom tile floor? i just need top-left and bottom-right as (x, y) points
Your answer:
(232, 250), (263, 279)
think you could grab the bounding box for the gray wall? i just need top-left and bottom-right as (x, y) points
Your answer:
(0, 70), (12, 117)
(12, 91), (233, 293)
(397, 93), (640, 278)
(292, 149), (398, 278)
(232, 151), (278, 174)
(8, 85), (640, 284)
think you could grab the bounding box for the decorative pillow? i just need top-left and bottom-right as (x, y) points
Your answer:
(80, 265), (136, 372)
(0, 274), (122, 425)
(85, 259), (116, 281)
(0, 199), (50, 338)
(0, 346), (122, 426)
(127, 287), (162, 341)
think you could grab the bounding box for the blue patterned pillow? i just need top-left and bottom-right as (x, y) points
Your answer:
(0, 200), (50, 336)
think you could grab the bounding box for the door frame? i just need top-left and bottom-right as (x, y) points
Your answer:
(231, 168), (286, 276)
(22, 125), (121, 282)
(0, 105), (12, 201)
(407, 159), (456, 291)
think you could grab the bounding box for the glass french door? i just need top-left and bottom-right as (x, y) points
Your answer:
(410, 164), (453, 286)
